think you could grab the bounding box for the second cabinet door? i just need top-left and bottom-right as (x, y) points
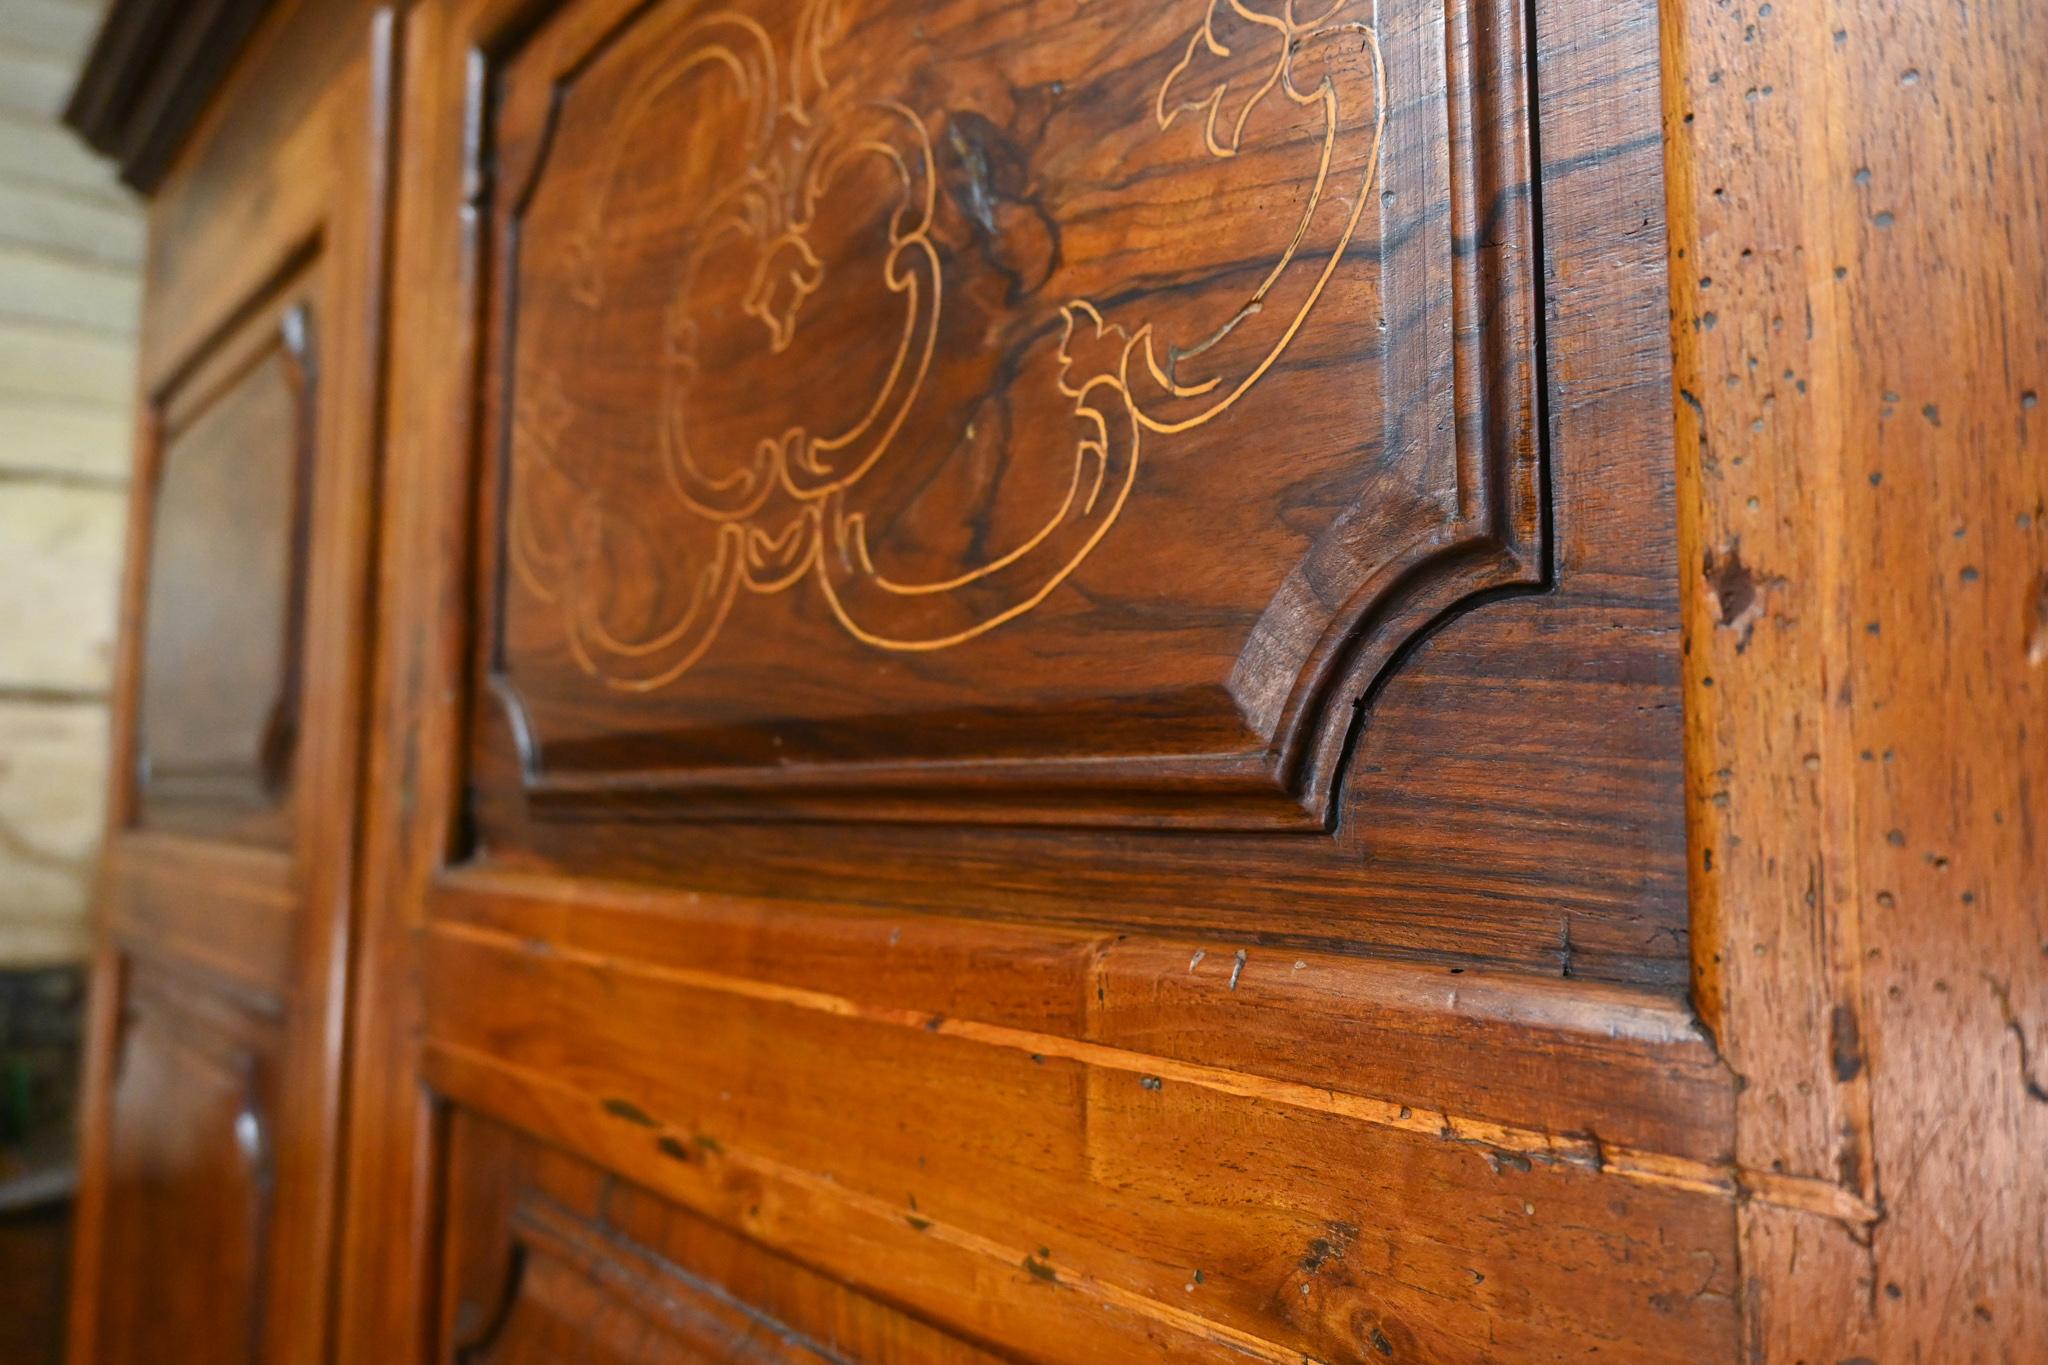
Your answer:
(67, 5), (396, 1363)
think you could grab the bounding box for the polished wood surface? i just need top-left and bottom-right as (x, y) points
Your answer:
(440, 1112), (1003, 1363)
(449, 0), (1688, 991)
(476, 0), (1541, 834)
(0, 1143), (71, 1365)
(56, 0), (2047, 1358)
(65, 3), (394, 1362)
(338, 0), (1729, 1360)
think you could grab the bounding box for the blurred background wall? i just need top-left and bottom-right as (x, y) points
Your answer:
(0, 0), (138, 969)
(0, 2), (138, 1357)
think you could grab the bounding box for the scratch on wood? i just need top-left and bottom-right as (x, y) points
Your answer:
(431, 924), (1735, 1204)
(1829, 1002), (1865, 1083)
(1984, 974), (2048, 1103)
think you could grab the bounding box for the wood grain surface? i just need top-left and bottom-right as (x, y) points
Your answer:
(337, 0), (1729, 1360)
(472, 0), (1544, 833)
(443, 0), (1690, 989)
(57, 0), (2046, 1356)
(1669, 0), (2048, 1356)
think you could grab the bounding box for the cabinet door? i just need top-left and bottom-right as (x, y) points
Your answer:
(66, 7), (396, 1363)
(344, 0), (1739, 1360)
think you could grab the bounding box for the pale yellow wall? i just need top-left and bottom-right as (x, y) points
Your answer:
(0, 0), (142, 965)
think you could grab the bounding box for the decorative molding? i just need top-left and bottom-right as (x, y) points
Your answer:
(133, 294), (317, 842)
(473, 0), (1545, 831)
(453, 1197), (847, 1363)
(504, 0), (1387, 688)
(64, 0), (279, 193)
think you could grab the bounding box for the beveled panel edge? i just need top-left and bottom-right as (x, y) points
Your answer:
(464, 0), (1550, 833)
(455, 1194), (869, 1363)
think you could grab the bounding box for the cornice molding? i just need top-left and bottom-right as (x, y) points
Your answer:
(64, 0), (280, 193)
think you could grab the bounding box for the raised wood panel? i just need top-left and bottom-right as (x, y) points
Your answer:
(426, 0), (1686, 990)
(133, 286), (315, 847)
(471, 0), (1541, 831)
(94, 964), (277, 1365)
(51, 0), (2043, 1351)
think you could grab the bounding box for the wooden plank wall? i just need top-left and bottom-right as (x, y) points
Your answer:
(0, 0), (142, 965)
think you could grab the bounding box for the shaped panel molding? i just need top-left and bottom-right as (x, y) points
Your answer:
(475, 0), (1542, 829)
(136, 297), (315, 846)
(455, 1199), (849, 1364)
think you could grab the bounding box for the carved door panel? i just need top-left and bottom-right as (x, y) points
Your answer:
(345, 0), (1740, 1360)
(67, 8), (396, 1364)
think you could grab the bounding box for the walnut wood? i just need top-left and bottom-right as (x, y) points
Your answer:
(439, 1113), (1005, 1363)
(339, 0), (1724, 1359)
(429, 867), (1731, 1163)
(92, 966), (278, 1362)
(1669, 0), (2048, 1355)
(0, 1197), (68, 1365)
(440, 0), (1687, 989)
(59, 0), (2044, 1356)
(470, 0), (1545, 833)
(65, 5), (396, 1363)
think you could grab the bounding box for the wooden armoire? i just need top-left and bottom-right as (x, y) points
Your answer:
(59, 0), (2046, 1359)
